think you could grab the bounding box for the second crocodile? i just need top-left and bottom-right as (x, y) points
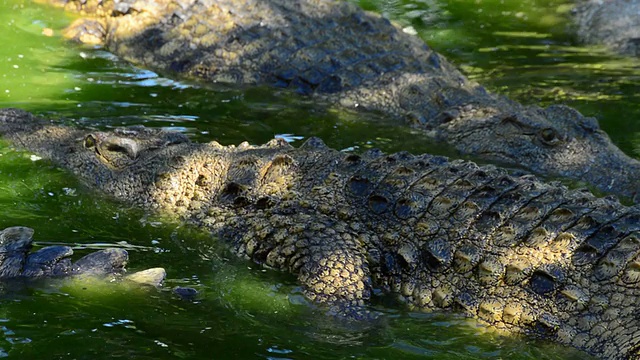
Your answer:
(44, 0), (640, 201)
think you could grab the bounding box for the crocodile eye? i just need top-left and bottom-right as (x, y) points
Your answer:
(398, 84), (426, 110)
(538, 128), (561, 146)
(406, 84), (423, 96)
(83, 134), (97, 149)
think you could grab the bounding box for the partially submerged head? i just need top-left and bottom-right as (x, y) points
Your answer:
(396, 77), (640, 201)
(451, 103), (640, 201)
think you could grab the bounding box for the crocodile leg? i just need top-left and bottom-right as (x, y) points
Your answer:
(297, 233), (372, 312)
(0, 225), (166, 287)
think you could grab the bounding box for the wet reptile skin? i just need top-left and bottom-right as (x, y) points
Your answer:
(573, 0), (640, 57)
(41, 0), (640, 201)
(2, 108), (640, 359)
(0, 225), (165, 284)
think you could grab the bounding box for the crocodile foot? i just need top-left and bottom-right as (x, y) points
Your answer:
(0, 226), (165, 287)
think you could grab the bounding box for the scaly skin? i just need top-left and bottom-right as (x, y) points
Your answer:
(573, 0), (640, 56)
(2, 108), (640, 359)
(0, 225), (166, 286)
(41, 0), (640, 201)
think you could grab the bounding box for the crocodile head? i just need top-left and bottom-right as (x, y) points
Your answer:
(0, 108), (207, 213)
(447, 102), (640, 201)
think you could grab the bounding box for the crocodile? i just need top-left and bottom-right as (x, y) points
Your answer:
(0, 225), (167, 286)
(573, 0), (640, 56)
(2, 108), (640, 359)
(41, 0), (640, 202)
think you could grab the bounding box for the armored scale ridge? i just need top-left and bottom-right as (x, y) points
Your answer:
(44, 0), (640, 201)
(2, 108), (640, 359)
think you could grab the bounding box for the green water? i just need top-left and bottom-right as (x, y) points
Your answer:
(0, 0), (638, 358)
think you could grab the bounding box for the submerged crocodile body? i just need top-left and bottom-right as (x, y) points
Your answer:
(0, 225), (166, 286)
(3, 108), (640, 359)
(45, 0), (640, 201)
(573, 0), (640, 56)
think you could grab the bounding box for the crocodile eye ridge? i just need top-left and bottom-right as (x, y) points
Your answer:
(83, 134), (97, 149)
